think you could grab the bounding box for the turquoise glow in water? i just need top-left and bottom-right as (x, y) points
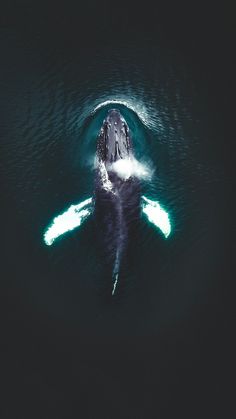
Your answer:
(44, 198), (93, 246)
(141, 196), (171, 238)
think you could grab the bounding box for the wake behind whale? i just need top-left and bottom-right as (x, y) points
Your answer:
(43, 109), (171, 295)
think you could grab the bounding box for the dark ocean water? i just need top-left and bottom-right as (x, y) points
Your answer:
(0, 3), (233, 418)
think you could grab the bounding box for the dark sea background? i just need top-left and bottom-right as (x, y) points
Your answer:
(0, 2), (234, 418)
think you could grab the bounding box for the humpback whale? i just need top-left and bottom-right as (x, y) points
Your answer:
(94, 109), (141, 294)
(43, 109), (171, 295)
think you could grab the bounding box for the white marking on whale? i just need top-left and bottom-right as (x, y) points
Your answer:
(98, 161), (115, 193)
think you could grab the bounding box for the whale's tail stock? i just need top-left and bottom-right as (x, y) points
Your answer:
(111, 248), (122, 295)
(112, 272), (119, 296)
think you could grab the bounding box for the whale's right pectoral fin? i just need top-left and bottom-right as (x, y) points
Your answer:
(44, 197), (93, 246)
(141, 195), (171, 238)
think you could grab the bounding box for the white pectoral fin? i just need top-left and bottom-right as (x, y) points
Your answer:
(141, 195), (171, 238)
(44, 197), (93, 246)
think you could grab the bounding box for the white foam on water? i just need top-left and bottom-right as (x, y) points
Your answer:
(141, 195), (171, 238)
(111, 158), (152, 181)
(44, 197), (93, 246)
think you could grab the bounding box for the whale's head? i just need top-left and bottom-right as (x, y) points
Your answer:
(98, 109), (131, 164)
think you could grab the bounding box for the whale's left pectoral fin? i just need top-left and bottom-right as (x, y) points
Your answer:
(44, 197), (93, 246)
(141, 195), (171, 238)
